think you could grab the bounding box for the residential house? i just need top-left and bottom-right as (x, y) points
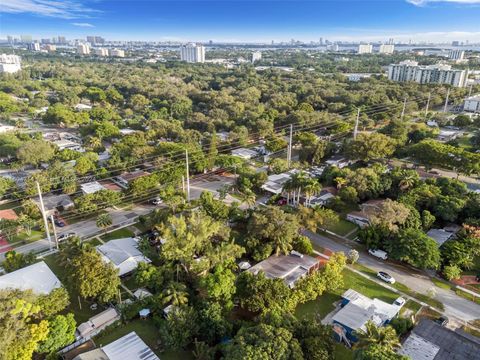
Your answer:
(96, 238), (151, 276)
(231, 147), (258, 160)
(261, 171), (295, 195)
(332, 289), (401, 342)
(308, 187), (337, 207)
(325, 155), (352, 169)
(0, 209), (18, 221)
(437, 129), (461, 142)
(113, 170), (149, 189)
(80, 181), (106, 195)
(33, 193), (74, 217)
(398, 319), (480, 360)
(346, 199), (386, 228)
(248, 251), (320, 288)
(0, 261), (62, 294)
(427, 229), (455, 247)
(76, 308), (120, 339)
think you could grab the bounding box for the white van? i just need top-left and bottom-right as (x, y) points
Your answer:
(368, 249), (388, 260)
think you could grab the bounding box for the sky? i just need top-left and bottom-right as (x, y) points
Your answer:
(0, 0), (480, 43)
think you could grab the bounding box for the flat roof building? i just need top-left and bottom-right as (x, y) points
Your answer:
(358, 44), (373, 54)
(464, 95), (480, 113)
(180, 43), (205, 63)
(0, 54), (21, 74)
(379, 44), (395, 54)
(388, 61), (468, 87)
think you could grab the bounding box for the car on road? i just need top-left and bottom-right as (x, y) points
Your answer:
(368, 249), (388, 260)
(435, 316), (449, 327)
(377, 271), (395, 284)
(393, 297), (406, 307)
(57, 232), (76, 242)
(151, 197), (163, 205)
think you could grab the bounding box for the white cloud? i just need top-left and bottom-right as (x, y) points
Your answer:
(407, 0), (480, 6)
(0, 0), (99, 19)
(72, 22), (94, 27)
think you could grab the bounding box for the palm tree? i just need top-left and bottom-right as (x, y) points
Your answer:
(161, 281), (189, 306)
(355, 321), (401, 351)
(96, 213), (112, 233)
(240, 190), (256, 208)
(334, 177), (347, 190)
(303, 179), (322, 207)
(284, 171), (309, 206)
(399, 174), (417, 191)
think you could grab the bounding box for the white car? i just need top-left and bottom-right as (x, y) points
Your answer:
(151, 197), (163, 205)
(393, 297), (406, 307)
(368, 249), (388, 260)
(377, 271), (396, 284)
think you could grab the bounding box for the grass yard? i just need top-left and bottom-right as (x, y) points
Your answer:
(122, 274), (138, 291)
(295, 291), (341, 320)
(404, 299), (422, 314)
(134, 222), (149, 234)
(456, 289), (480, 305)
(431, 277), (453, 290)
(324, 219), (359, 237)
(8, 229), (44, 244)
(334, 343), (354, 360)
(101, 227), (135, 241)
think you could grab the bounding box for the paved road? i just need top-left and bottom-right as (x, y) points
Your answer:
(304, 230), (480, 322)
(0, 205), (154, 260)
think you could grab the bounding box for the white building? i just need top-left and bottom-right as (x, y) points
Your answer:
(94, 48), (109, 56)
(77, 43), (90, 55)
(464, 94), (480, 113)
(388, 60), (468, 87)
(0, 54), (21, 74)
(358, 44), (373, 54)
(327, 44), (340, 51)
(448, 49), (465, 61)
(45, 44), (56, 52)
(180, 43), (205, 63)
(0, 261), (62, 295)
(96, 238), (151, 276)
(379, 44), (395, 54)
(251, 51), (262, 63)
(231, 147), (258, 160)
(109, 49), (125, 57)
(28, 42), (41, 51)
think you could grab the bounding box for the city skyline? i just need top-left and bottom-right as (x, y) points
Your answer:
(1, 0), (480, 43)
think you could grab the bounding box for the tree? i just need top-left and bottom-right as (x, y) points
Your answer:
(96, 213), (112, 233)
(199, 191), (229, 220)
(369, 199), (411, 232)
(199, 266), (236, 309)
(297, 205), (339, 233)
(36, 287), (70, 318)
(16, 140), (55, 167)
(348, 249), (359, 264)
(159, 306), (198, 350)
(355, 321), (401, 351)
(2, 251), (36, 273)
(37, 313), (76, 354)
(84, 87), (106, 104)
(355, 344), (408, 360)
(196, 301), (232, 345)
(161, 282), (189, 307)
(347, 133), (396, 162)
(74, 152), (99, 175)
(443, 265), (462, 280)
(294, 318), (335, 360)
(206, 131), (218, 170)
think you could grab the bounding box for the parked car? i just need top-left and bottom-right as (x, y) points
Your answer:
(435, 316), (449, 327)
(57, 232), (76, 242)
(368, 249), (388, 260)
(54, 218), (66, 227)
(393, 297), (406, 307)
(277, 198), (287, 206)
(151, 197), (163, 205)
(377, 271), (395, 284)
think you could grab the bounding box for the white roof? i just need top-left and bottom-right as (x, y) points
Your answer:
(231, 148), (257, 159)
(399, 333), (440, 360)
(81, 181), (106, 194)
(133, 288), (152, 299)
(96, 238), (151, 276)
(119, 128), (137, 135)
(0, 261), (62, 295)
(102, 331), (159, 360)
(75, 103), (92, 110)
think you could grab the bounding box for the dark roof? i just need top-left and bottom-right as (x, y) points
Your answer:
(409, 319), (480, 360)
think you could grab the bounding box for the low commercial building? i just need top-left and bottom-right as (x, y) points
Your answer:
(248, 251), (320, 288)
(464, 95), (480, 113)
(0, 261), (62, 294)
(332, 289), (401, 342)
(96, 238), (151, 276)
(398, 319), (480, 360)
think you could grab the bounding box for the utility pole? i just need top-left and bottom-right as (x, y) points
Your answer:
(353, 108), (360, 140)
(444, 88), (450, 113)
(181, 175), (185, 194)
(36, 181), (52, 250)
(185, 149), (190, 202)
(468, 84), (473, 97)
(287, 124), (293, 168)
(49, 215), (59, 250)
(401, 96), (407, 121)
(425, 92), (431, 118)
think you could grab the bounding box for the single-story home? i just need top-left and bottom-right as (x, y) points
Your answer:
(398, 319), (480, 360)
(73, 331), (159, 360)
(96, 238), (151, 276)
(332, 289), (401, 342)
(248, 251), (320, 288)
(74, 103), (92, 111)
(231, 147), (258, 160)
(113, 170), (149, 189)
(0, 209), (18, 221)
(437, 129), (461, 142)
(80, 181), (106, 195)
(325, 155), (353, 169)
(119, 128), (137, 136)
(33, 193), (74, 217)
(308, 187), (337, 207)
(76, 308), (120, 339)
(0, 261), (62, 295)
(346, 199), (386, 228)
(427, 229), (456, 247)
(261, 172), (293, 195)
(52, 139), (85, 152)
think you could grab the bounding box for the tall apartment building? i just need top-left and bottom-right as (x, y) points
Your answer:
(327, 44), (339, 51)
(57, 36), (66, 44)
(28, 42), (41, 51)
(358, 44), (373, 54)
(180, 43), (205, 63)
(0, 54), (22, 74)
(45, 44), (56, 53)
(109, 49), (125, 57)
(388, 60), (467, 87)
(94, 48), (109, 56)
(448, 50), (465, 61)
(379, 44), (395, 54)
(251, 51), (262, 63)
(77, 43), (91, 55)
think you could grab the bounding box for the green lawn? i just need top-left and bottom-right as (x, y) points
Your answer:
(334, 343), (354, 360)
(122, 274), (138, 291)
(295, 291), (341, 320)
(0, 200), (22, 211)
(431, 277), (453, 290)
(101, 227), (135, 241)
(8, 229), (44, 244)
(134, 222), (149, 233)
(324, 219), (359, 237)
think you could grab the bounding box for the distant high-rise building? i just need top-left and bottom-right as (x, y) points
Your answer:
(77, 43), (91, 55)
(86, 36), (95, 44)
(379, 44), (395, 54)
(179, 43), (205, 63)
(251, 51), (262, 63)
(357, 44), (373, 54)
(319, 37), (324, 45)
(452, 41), (460, 46)
(57, 36), (66, 44)
(448, 50), (465, 61)
(109, 49), (125, 57)
(327, 44), (339, 52)
(7, 36), (13, 44)
(20, 35), (32, 43)
(28, 42), (41, 51)
(209, 40), (213, 45)
(95, 36), (105, 44)
(388, 38), (394, 45)
(45, 44), (56, 53)
(0, 54), (22, 73)
(94, 48), (109, 56)
(388, 60), (467, 87)
(41, 38), (50, 44)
